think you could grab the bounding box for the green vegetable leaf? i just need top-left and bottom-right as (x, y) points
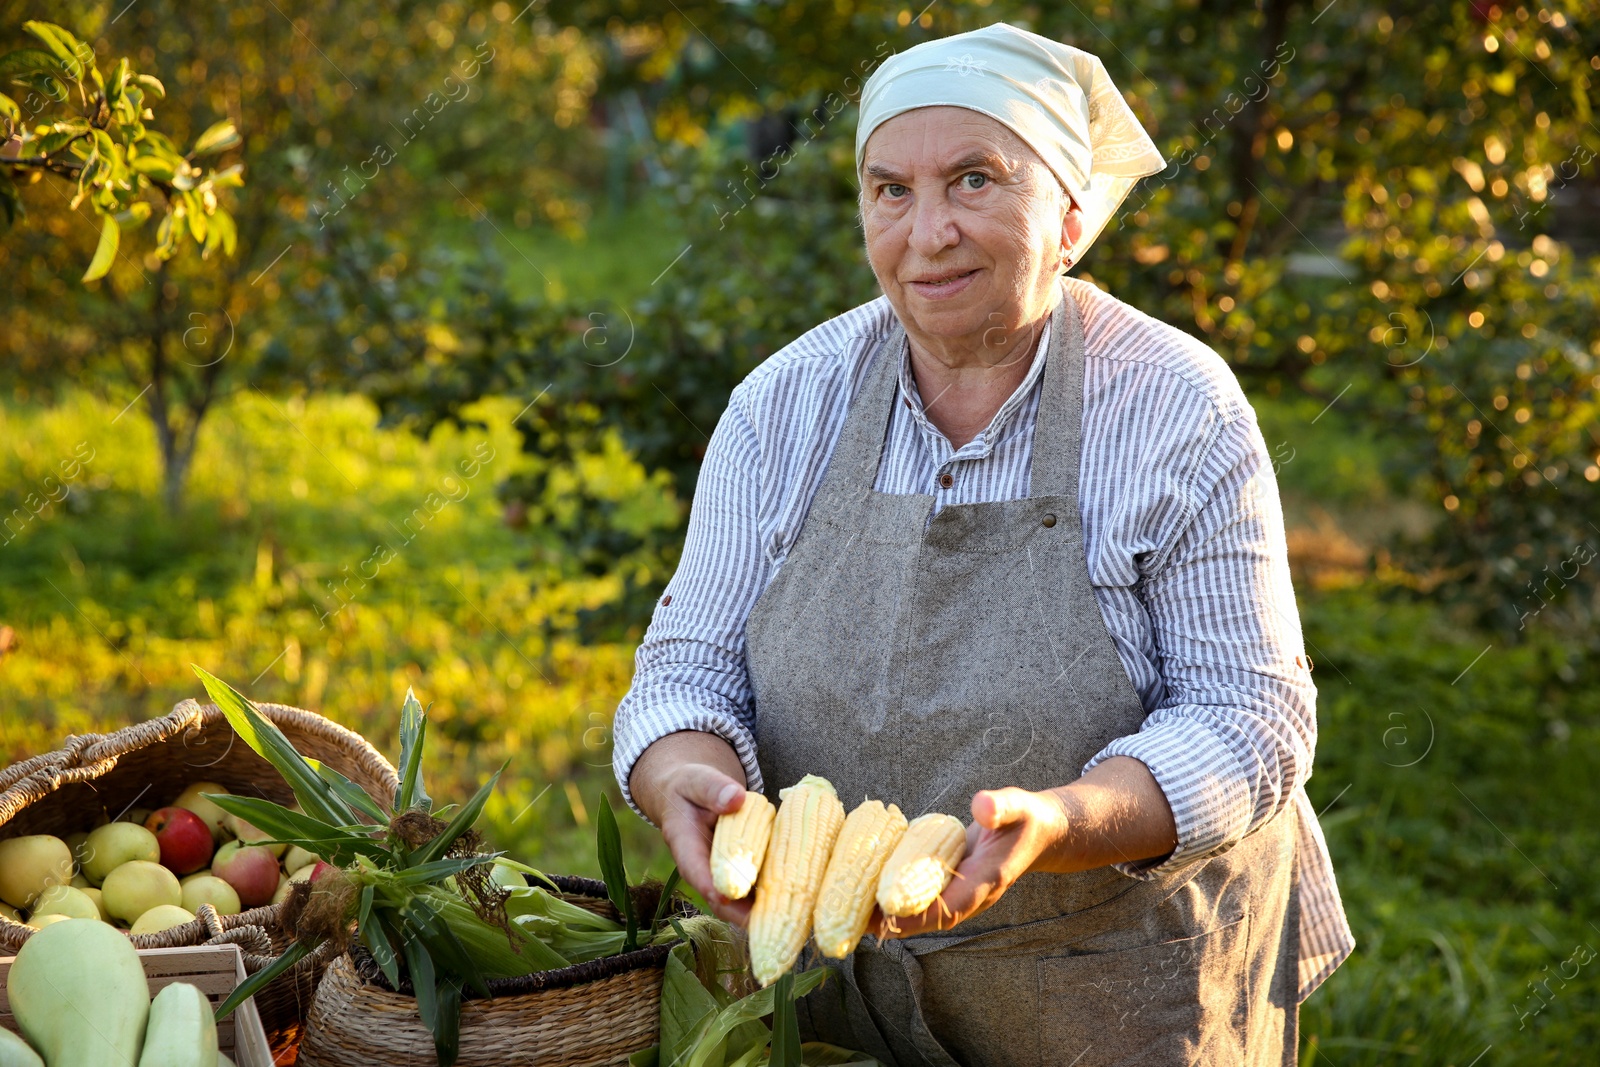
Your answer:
(401, 935), (443, 1060)
(652, 866), (683, 932)
(214, 939), (315, 1023)
(596, 791), (637, 950)
(362, 912), (402, 990)
(396, 687), (432, 813)
(316, 762), (390, 822)
(660, 942), (722, 1067)
(769, 973), (801, 1067)
(396, 895), (492, 999)
(191, 665), (360, 829)
(203, 793), (387, 865)
(386, 854), (503, 888)
(82, 213), (118, 282)
(682, 969), (830, 1067)
(405, 763), (502, 868)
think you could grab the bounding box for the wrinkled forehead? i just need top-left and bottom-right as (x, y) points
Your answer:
(858, 106), (1071, 202)
(857, 107), (1043, 175)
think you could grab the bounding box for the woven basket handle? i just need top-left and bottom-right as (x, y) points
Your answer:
(0, 703), (205, 825)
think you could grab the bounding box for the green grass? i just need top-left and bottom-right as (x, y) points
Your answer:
(1, 387), (1595, 1063)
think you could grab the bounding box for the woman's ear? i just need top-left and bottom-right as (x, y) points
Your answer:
(1061, 195), (1085, 269)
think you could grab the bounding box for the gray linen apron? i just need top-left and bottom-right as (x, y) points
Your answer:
(744, 281), (1300, 1067)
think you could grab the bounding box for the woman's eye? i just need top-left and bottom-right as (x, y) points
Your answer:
(962, 172), (988, 191)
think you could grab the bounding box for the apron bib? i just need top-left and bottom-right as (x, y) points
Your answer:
(745, 282), (1300, 1067)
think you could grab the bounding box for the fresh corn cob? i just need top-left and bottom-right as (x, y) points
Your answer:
(710, 790), (777, 900)
(747, 774), (846, 986)
(812, 799), (908, 958)
(876, 812), (967, 918)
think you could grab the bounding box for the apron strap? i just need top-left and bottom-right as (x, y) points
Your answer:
(1028, 280), (1090, 502)
(808, 321), (910, 523)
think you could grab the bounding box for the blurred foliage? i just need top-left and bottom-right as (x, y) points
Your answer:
(0, 0), (599, 510)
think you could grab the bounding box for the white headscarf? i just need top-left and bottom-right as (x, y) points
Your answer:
(856, 23), (1165, 267)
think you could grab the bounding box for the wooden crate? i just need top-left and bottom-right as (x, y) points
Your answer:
(0, 943), (273, 1067)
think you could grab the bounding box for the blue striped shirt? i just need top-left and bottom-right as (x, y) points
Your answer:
(612, 276), (1354, 1000)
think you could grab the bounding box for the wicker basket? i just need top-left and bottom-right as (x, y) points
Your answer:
(296, 875), (679, 1067)
(0, 697), (399, 1060)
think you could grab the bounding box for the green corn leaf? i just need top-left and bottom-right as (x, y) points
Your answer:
(385, 854), (501, 888)
(401, 935), (440, 1039)
(433, 979), (463, 1067)
(396, 687), (432, 813)
(315, 763), (390, 822)
(770, 973), (801, 1067)
(191, 665), (359, 829)
(204, 793), (387, 865)
(652, 867), (683, 932)
(406, 764), (503, 868)
(596, 792), (637, 950)
(683, 969), (830, 1067)
(630, 1047), (661, 1067)
(397, 895), (492, 998)
(214, 939), (315, 1023)
(363, 913), (402, 990)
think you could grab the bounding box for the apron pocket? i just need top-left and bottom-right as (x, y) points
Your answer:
(1037, 913), (1249, 1067)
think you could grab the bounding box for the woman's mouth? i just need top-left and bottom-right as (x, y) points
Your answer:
(908, 269), (979, 300)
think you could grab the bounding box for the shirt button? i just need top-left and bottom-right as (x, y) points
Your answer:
(660, 594), (672, 606)
(1041, 513), (1056, 528)
(938, 473), (954, 489)
(904, 397), (912, 409)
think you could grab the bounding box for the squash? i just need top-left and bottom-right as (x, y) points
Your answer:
(0, 1029), (44, 1067)
(137, 982), (217, 1067)
(6, 918), (148, 1066)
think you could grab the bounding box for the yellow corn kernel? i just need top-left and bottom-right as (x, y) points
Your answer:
(875, 812), (966, 918)
(710, 790), (776, 900)
(747, 774), (846, 986)
(812, 799), (908, 958)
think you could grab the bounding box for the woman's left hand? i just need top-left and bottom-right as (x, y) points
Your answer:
(872, 786), (1070, 939)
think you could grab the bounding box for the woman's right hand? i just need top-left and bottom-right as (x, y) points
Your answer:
(629, 732), (754, 926)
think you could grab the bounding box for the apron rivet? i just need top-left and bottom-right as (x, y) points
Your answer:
(1042, 513), (1057, 528)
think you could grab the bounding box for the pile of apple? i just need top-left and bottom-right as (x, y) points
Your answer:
(0, 780), (330, 937)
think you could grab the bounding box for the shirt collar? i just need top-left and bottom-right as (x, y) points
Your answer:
(896, 316), (1053, 456)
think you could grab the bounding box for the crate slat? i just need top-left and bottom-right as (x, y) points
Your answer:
(0, 941), (272, 1067)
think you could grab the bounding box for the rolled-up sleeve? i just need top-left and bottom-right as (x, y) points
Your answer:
(612, 393), (770, 820)
(1082, 412), (1316, 877)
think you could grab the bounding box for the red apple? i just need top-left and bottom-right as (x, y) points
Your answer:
(211, 841), (281, 908)
(144, 807), (215, 875)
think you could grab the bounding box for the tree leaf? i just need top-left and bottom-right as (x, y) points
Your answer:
(192, 119), (240, 156)
(134, 72), (165, 98)
(21, 23), (86, 80)
(82, 212), (118, 282)
(0, 92), (17, 123)
(0, 48), (62, 79)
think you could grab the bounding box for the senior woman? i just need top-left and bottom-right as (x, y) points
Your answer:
(615, 22), (1352, 1067)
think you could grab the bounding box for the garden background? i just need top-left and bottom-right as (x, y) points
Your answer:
(2, 1), (1597, 1062)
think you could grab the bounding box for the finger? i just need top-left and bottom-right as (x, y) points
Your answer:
(971, 786), (1033, 830)
(675, 765), (748, 815)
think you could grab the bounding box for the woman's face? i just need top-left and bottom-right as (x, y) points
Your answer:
(859, 107), (1081, 359)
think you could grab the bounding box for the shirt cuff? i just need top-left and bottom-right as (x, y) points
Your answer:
(612, 698), (765, 824)
(1081, 716), (1255, 879)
